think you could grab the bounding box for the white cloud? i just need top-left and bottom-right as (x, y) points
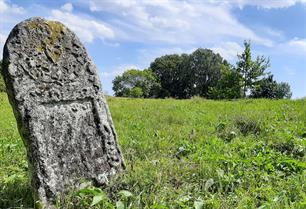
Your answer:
(0, 0), (26, 27)
(0, 0), (24, 14)
(61, 3), (73, 12)
(259, 26), (284, 38)
(0, 0), (8, 12)
(287, 38), (306, 52)
(85, 0), (273, 46)
(100, 64), (139, 78)
(49, 5), (115, 43)
(100, 64), (141, 96)
(211, 42), (243, 61)
(137, 47), (196, 67)
(0, 0), (27, 59)
(218, 0), (306, 9)
(275, 38), (306, 56)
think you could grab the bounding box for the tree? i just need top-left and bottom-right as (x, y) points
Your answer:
(149, 49), (227, 99)
(182, 48), (227, 98)
(250, 75), (292, 99)
(236, 40), (270, 97)
(250, 75), (276, 98)
(150, 49), (226, 99)
(129, 87), (143, 98)
(113, 42), (292, 100)
(275, 82), (292, 99)
(173, 53), (190, 98)
(112, 69), (160, 98)
(150, 54), (183, 98)
(208, 64), (241, 99)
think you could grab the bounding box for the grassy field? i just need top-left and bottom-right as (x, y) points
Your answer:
(0, 92), (305, 208)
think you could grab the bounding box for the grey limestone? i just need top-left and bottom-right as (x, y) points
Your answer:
(1, 17), (125, 206)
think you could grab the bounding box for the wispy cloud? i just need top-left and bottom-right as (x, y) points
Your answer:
(0, 0), (24, 14)
(286, 38), (306, 53)
(137, 47), (196, 67)
(217, 0), (306, 9)
(100, 64), (139, 79)
(211, 42), (243, 61)
(61, 3), (73, 13)
(274, 38), (306, 56)
(0, 0), (27, 58)
(84, 0), (273, 46)
(49, 4), (115, 43)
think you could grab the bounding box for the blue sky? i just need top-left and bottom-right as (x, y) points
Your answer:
(1, 0), (305, 98)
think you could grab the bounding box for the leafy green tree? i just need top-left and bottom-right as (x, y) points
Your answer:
(173, 53), (190, 98)
(150, 49), (227, 99)
(112, 69), (160, 98)
(250, 75), (292, 99)
(114, 42), (291, 100)
(236, 41), (270, 97)
(150, 54), (183, 98)
(275, 82), (292, 99)
(250, 75), (276, 99)
(182, 48), (227, 98)
(129, 87), (143, 98)
(208, 64), (241, 99)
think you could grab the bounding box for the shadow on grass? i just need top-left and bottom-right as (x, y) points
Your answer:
(0, 179), (33, 208)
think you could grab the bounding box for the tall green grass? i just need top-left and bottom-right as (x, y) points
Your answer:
(0, 93), (305, 208)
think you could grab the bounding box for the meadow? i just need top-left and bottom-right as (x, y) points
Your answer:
(0, 92), (305, 208)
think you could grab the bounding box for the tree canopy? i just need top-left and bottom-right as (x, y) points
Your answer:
(183, 49), (227, 98)
(208, 64), (241, 99)
(112, 41), (292, 100)
(112, 69), (160, 98)
(150, 49), (227, 98)
(150, 54), (183, 98)
(236, 41), (270, 98)
(250, 75), (292, 99)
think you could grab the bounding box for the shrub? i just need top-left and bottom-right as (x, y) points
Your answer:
(216, 122), (238, 142)
(129, 87), (143, 98)
(234, 116), (261, 136)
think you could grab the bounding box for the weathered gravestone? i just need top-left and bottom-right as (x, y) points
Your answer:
(2, 17), (125, 206)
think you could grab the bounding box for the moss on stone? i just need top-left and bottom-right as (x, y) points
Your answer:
(28, 20), (65, 62)
(36, 45), (44, 53)
(42, 20), (64, 62)
(45, 21), (64, 45)
(27, 21), (39, 29)
(51, 48), (61, 62)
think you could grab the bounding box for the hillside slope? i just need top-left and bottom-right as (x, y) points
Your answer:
(0, 93), (305, 208)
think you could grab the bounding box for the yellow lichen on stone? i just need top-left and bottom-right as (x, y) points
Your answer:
(45, 20), (64, 45)
(43, 20), (65, 62)
(27, 21), (39, 29)
(28, 20), (65, 62)
(51, 48), (61, 62)
(36, 45), (44, 53)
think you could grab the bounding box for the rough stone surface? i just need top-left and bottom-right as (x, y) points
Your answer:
(1, 17), (125, 206)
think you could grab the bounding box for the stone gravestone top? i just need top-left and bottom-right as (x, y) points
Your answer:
(2, 17), (125, 206)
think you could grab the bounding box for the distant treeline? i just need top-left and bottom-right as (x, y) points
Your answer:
(113, 41), (292, 99)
